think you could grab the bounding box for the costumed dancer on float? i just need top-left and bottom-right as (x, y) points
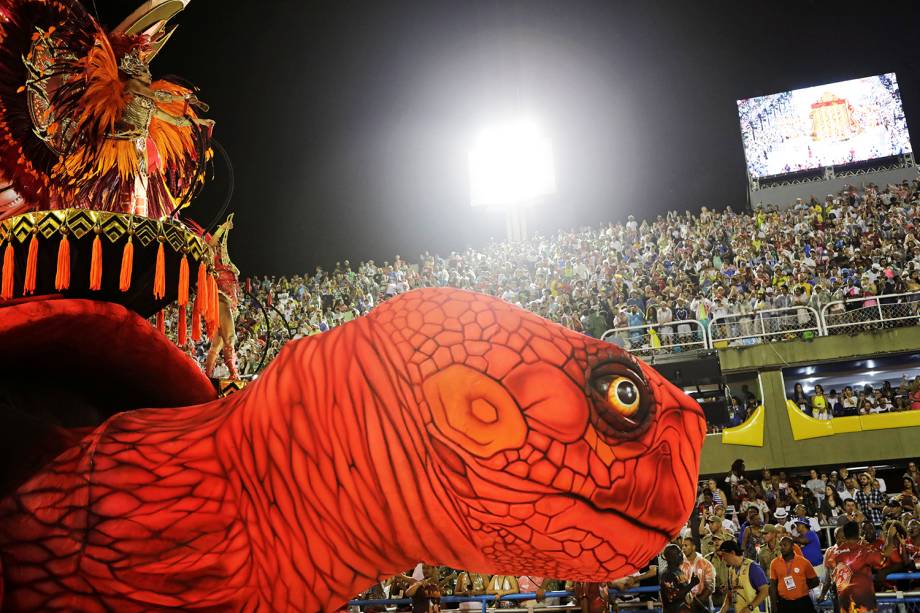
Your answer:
(103, 44), (214, 217)
(0, 0), (213, 220)
(205, 213), (241, 379)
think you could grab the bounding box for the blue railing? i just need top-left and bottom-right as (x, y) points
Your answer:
(348, 574), (920, 612)
(349, 588), (659, 613)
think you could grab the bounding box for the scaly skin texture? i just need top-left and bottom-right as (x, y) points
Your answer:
(0, 288), (706, 611)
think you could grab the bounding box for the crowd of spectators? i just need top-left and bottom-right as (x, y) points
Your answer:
(158, 178), (920, 610)
(788, 377), (920, 419)
(177, 178), (920, 377)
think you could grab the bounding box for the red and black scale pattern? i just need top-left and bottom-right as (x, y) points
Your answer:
(0, 288), (705, 611)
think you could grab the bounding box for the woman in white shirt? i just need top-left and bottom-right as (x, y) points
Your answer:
(657, 305), (674, 346)
(841, 386), (858, 413)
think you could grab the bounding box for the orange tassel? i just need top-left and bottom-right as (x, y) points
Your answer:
(178, 304), (187, 346)
(156, 309), (164, 333)
(153, 241), (166, 299)
(207, 274), (220, 337)
(89, 232), (103, 290)
(197, 260), (209, 314)
(24, 233), (38, 295)
(119, 236), (134, 292)
(55, 234), (70, 291)
(204, 277), (214, 337)
(204, 275), (216, 320)
(178, 254), (189, 306)
(191, 289), (202, 342)
(1, 241), (14, 300)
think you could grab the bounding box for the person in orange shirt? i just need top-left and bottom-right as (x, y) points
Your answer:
(769, 535), (819, 613)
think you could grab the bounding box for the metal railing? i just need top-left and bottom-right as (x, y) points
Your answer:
(350, 589), (573, 613)
(601, 319), (709, 356)
(350, 587), (663, 613)
(822, 290), (920, 336)
(347, 578), (920, 613)
(709, 305), (823, 347)
(604, 292), (920, 356)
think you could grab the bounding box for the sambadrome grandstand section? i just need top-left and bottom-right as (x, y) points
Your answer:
(170, 178), (920, 471)
(2, 0), (920, 609)
(160, 178), (920, 610)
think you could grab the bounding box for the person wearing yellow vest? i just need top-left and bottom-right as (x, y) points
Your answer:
(717, 540), (769, 613)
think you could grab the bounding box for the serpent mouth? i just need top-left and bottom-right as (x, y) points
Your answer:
(432, 432), (678, 578)
(544, 495), (671, 578)
(0, 297), (214, 412)
(472, 492), (670, 581)
(0, 297), (215, 497)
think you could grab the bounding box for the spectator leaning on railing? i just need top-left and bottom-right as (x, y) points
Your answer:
(681, 537), (716, 613)
(792, 520), (823, 577)
(660, 544), (701, 613)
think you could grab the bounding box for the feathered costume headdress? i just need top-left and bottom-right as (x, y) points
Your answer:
(0, 0), (211, 220)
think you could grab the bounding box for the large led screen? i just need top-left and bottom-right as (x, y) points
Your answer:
(738, 73), (912, 179)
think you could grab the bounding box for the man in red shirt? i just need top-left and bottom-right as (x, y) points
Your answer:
(907, 519), (920, 570)
(517, 575), (545, 613)
(821, 521), (884, 613)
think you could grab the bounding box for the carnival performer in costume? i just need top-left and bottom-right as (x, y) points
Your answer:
(205, 213), (241, 379)
(0, 0), (213, 220)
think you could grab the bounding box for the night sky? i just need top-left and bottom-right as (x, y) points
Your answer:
(94, 0), (920, 275)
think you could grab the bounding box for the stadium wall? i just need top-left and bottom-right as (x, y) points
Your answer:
(750, 164), (918, 210)
(700, 326), (920, 474)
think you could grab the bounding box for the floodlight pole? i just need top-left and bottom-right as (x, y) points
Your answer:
(505, 204), (528, 242)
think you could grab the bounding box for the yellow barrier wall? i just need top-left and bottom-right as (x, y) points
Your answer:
(692, 326), (920, 473)
(784, 400), (920, 440)
(721, 405), (765, 447)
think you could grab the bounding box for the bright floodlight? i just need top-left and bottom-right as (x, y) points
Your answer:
(468, 119), (556, 208)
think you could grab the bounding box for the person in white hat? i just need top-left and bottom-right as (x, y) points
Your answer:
(774, 507), (794, 533)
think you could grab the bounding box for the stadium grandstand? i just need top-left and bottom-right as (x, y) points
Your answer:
(160, 177), (920, 610)
(3, 1), (919, 610)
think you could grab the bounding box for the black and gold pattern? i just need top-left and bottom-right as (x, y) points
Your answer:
(64, 210), (95, 239)
(218, 379), (247, 397)
(36, 210), (65, 239)
(0, 209), (205, 256)
(0, 209), (210, 317)
(8, 214), (35, 243)
(99, 212), (131, 243)
(132, 217), (161, 248)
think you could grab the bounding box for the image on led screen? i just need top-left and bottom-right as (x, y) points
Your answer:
(738, 73), (912, 179)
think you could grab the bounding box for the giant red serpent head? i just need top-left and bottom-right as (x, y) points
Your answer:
(0, 288), (704, 611)
(364, 288), (706, 580)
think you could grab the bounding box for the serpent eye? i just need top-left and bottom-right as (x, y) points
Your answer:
(588, 359), (653, 439)
(601, 376), (640, 416)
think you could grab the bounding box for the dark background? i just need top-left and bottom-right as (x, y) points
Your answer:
(92, 0), (920, 275)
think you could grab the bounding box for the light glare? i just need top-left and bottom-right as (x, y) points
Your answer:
(468, 119), (556, 207)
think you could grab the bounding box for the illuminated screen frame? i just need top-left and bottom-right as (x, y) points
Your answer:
(737, 73), (912, 179)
